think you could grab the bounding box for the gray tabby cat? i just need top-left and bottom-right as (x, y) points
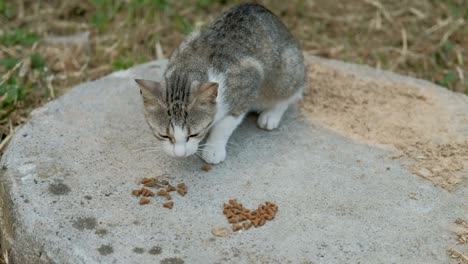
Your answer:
(135, 3), (305, 164)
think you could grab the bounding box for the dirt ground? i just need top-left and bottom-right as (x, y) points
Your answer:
(300, 58), (468, 192)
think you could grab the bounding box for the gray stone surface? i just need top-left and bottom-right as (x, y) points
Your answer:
(0, 57), (466, 263)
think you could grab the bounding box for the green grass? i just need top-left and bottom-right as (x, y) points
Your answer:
(30, 53), (46, 71)
(0, 57), (19, 70)
(0, 0), (15, 19)
(0, 27), (42, 122)
(0, 29), (38, 46)
(111, 58), (135, 71)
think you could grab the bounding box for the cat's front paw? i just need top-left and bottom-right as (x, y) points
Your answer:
(202, 144), (226, 164)
(257, 111), (281, 130)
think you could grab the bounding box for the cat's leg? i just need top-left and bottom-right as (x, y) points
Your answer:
(202, 113), (246, 164)
(257, 102), (289, 130)
(257, 88), (303, 130)
(257, 45), (305, 131)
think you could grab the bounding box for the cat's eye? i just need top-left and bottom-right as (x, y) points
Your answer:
(158, 133), (170, 139)
(187, 133), (199, 142)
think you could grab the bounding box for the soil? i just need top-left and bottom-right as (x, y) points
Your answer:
(300, 60), (468, 191)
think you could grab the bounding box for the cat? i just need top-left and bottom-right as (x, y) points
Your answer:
(135, 3), (305, 164)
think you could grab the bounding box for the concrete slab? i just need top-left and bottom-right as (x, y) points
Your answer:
(0, 58), (465, 264)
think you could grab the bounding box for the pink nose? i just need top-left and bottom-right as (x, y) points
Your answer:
(174, 145), (186, 157)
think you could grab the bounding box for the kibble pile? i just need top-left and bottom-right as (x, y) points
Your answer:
(131, 178), (187, 209)
(131, 173), (279, 236)
(223, 199), (278, 232)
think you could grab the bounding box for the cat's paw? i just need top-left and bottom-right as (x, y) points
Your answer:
(257, 111), (281, 130)
(202, 144), (226, 164)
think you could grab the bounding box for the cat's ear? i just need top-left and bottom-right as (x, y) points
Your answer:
(193, 82), (218, 104)
(135, 79), (164, 107)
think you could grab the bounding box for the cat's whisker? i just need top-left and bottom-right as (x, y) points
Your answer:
(132, 146), (163, 153)
(195, 152), (204, 160)
(196, 151), (208, 161)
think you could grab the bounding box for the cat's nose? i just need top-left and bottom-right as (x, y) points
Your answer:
(173, 145), (186, 157)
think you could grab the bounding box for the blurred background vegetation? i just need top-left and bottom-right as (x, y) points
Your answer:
(0, 0), (467, 151)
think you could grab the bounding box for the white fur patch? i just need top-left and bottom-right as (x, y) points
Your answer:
(208, 68), (228, 123)
(173, 126), (185, 142)
(173, 126), (186, 157)
(202, 114), (245, 164)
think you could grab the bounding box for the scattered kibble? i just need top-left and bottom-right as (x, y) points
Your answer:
(139, 198), (150, 205)
(177, 188), (187, 196)
(201, 164), (211, 171)
(157, 189), (168, 196)
(144, 181), (157, 187)
(133, 178), (187, 208)
(140, 178), (152, 184)
(232, 224), (243, 232)
(163, 201), (174, 209)
(140, 188), (154, 197)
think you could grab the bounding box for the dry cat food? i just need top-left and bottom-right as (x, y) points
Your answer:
(140, 188), (154, 197)
(242, 222), (252, 229)
(222, 199), (278, 232)
(143, 181), (157, 187)
(157, 189), (168, 196)
(232, 224), (243, 231)
(140, 177), (167, 188)
(139, 198), (150, 205)
(140, 178), (152, 184)
(177, 183), (187, 196)
(177, 188), (187, 196)
(132, 177), (188, 208)
(163, 201), (174, 209)
(201, 164), (211, 171)
(132, 188), (154, 197)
